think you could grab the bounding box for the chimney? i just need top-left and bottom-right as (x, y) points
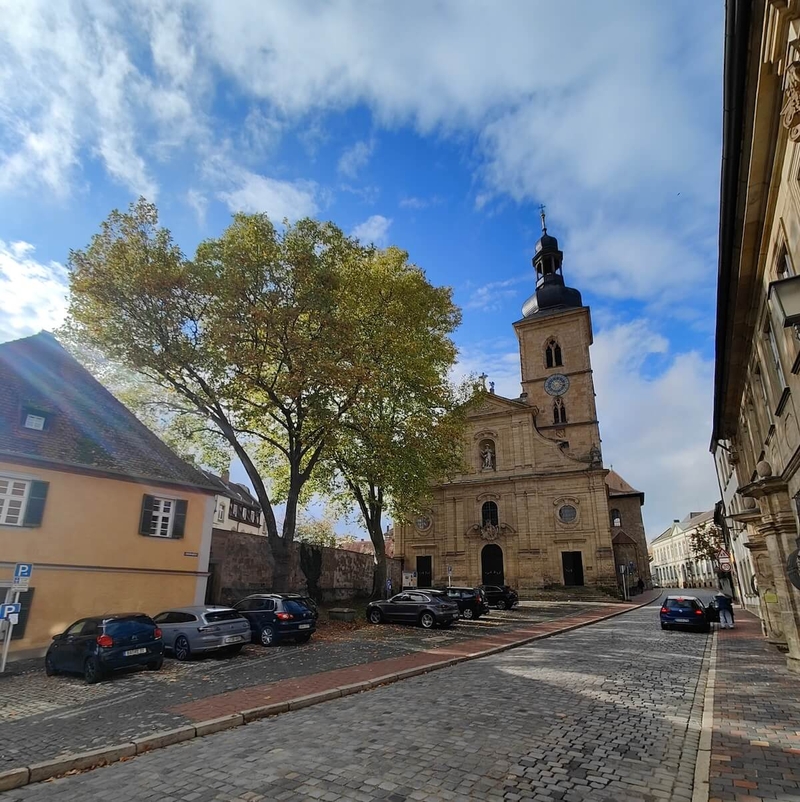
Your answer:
(222, 468), (230, 483)
(673, 519), (679, 523)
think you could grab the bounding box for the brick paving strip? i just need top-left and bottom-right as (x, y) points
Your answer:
(706, 610), (800, 802)
(0, 590), (662, 793)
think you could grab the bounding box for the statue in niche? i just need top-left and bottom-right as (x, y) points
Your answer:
(480, 440), (496, 471)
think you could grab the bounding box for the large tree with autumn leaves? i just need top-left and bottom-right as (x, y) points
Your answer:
(65, 199), (465, 589)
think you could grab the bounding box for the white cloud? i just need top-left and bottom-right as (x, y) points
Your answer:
(352, 214), (392, 245)
(0, 240), (69, 342)
(186, 189), (209, 225)
(465, 275), (527, 311)
(337, 139), (374, 178)
(592, 319), (718, 537)
(216, 169), (318, 221)
(399, 195), (442, 210)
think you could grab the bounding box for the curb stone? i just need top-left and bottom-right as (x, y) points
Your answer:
(28, 744), (136, 784)
(7, 592), (660, 789)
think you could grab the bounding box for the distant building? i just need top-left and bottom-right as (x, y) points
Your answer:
(0, 333), (217, 659)
(203, 470), (264, 536)
(340, 529), (395, 558)
(649, 511), (718, 589)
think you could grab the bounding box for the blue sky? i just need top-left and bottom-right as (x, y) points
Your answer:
(0, 1), (723, 537)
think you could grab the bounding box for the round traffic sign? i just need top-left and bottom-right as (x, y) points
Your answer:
(719, 560), (732, 573)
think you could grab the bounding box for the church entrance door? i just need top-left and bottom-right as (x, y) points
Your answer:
(481, 544), (504, 586)
(562, 552), (584, 586)
(416, 556), (432, 588)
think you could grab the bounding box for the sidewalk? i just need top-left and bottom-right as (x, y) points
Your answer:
(709, 611), (800, 802)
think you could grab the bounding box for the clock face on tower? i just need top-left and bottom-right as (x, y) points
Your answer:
(544, 373), (570, 397)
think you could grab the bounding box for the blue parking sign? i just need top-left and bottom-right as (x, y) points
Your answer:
(14, 563), (32, 580)
(0, 603), (21, 620)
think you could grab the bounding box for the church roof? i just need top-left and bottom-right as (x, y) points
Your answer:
(605, 469), (643, 500)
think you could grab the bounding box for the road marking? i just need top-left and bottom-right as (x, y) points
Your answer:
(692, 629), (717, 802)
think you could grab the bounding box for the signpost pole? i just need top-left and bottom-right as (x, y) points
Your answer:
(0, 591), (20, 675)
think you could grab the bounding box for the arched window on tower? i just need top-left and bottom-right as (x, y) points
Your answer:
(553, 398), (567, 424)
(545, 339), (563, 369)
(481, 501), (499, 527)
(610, 508), (622, 528)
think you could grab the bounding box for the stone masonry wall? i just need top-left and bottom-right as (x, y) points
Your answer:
(209, 528), (402, 605)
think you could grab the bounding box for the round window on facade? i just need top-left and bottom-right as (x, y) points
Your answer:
(558, 504), (577, 523)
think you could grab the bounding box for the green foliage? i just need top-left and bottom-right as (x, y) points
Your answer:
(295, 511), (358, 548)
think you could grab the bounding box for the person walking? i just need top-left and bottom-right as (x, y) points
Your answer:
(715, 592), (734, 629)
(637, 577), (645, 594)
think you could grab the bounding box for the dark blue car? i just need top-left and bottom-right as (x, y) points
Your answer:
(45, 613), (164, 683)
(659, 596), (710, 632)
(233, 594), (317, 646)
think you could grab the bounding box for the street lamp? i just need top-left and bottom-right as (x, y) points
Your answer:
(768, 275), (800, 336)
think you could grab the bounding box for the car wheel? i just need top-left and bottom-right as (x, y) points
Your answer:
(260, 626), (275, 647)
(44, 654), (59, 677)
(497, 599), (508, 610)
(225, 644), (244, 656)
(419, 611), (435, 629)
(660, 623), (668, 630)
(174, 636), (191, 662)
(368, 609), (383, 625)
(462, 608), (474, 620)
(147, 657), (164, 671)
(296, 634), (311, 644)
(83, 658), (102, 684)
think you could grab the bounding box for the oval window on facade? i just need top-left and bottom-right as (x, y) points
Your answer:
(558, 504), (577, 523)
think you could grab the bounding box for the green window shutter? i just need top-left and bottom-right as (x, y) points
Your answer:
(22, 481), (49, 527)
(172, 499), (188, 539)
(11, 587), (35, 640)
(139, 495), (155, 535)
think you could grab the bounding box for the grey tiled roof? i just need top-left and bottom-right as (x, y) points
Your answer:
(0, 332), (216, 491)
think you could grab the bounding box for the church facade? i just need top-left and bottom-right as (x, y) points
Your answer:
(395, 219), (649, 595)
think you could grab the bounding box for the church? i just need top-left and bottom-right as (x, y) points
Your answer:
(395, 215), (649, 596)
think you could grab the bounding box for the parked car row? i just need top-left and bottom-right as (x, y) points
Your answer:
(45, 592), (319, 683)
(365, 584), (521, 629)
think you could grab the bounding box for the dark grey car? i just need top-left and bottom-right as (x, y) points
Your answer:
(153, 605), (250, 661)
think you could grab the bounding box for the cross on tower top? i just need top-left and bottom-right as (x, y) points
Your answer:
(539, 204), (547, 234)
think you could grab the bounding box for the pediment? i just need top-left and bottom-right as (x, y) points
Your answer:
(469, 394), (526, 417)
(612, 531), (636, 545)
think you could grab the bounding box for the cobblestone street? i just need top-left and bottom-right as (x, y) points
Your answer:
(0, 601), (600, 772)
(3, 597), (713, 802)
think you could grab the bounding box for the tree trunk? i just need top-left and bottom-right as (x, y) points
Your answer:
(369, 518), (388, 599)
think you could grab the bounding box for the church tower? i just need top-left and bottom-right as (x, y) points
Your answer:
(514, 209), (601, 462)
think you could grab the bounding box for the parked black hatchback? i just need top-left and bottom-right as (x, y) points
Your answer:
(480, 584), (519, 610)
(233, 594), (317, 646)
(429, 586), (489, 619)
(45, 613), (164, 684)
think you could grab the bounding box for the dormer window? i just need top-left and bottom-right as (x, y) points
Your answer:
(21, 407), (50, 431)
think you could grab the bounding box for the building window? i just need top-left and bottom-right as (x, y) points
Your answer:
(24, 414), (46, 430)
(558, 504), (577, 523)
(610, 508), (622, 527)
(481, 501), (499, 527)
(0, 477), (29, 526)
(216, 503), (225, 523)
(545, 339), (563, 369)
(553, 398), (567, 424)
(765, 321), (787, 390)
(777, 245), (795, 277)
(139, 494), (188, 539)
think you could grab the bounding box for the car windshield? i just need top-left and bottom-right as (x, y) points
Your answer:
(105, 616), (154, 636)
(665, 599), (699, 610)
(282, 600), (313, 615)
(204, 610), (241, 623)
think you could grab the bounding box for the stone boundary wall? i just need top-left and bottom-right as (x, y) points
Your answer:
(208, 529), (402, 604)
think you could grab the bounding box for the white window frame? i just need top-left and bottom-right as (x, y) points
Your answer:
(23, 414), (46, 431)
(150, 496), (176, 538)
(216, 502), (225, 523)
(0, 476), (30, 526)
(766, 321), (787, 390)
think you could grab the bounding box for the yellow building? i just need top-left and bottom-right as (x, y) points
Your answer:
(712, 0), (800, 674)
(0, 332), (217, 659)
(395, 219), (648, 595)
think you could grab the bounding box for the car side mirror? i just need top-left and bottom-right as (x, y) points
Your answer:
(52, 633), (64, 641)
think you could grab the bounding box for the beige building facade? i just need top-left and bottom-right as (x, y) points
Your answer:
(712, 0), (800, 672)
(396, 220), (648, 595)
(649, 511), (720, 590)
